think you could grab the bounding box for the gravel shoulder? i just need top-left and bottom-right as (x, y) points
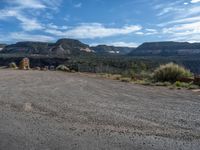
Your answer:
(0, 70), (200, 150)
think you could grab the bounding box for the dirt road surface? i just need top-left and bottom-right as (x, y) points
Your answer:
(0, 70), (200, 150)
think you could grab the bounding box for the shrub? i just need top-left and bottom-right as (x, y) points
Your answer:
(99, 73), (122, 80)
(71, 70), (76, 73)
(9, 62), (17, 69)
(56, 65), (70, 72)
(140, 71), (153, 79)
(110, 74), (121, 80)
(34, 67), (41, 70)
(188, 84), (199, 89)
(134, 80), (152, 86)
(99, 73), (110, 78)
(174, 81), (189, 88)
(153, 63), (192, 82)
(120, 77), (131, 82)
(154, 82), (171, 86)
(173, 81), (199, 89)
(194, 76), (200, 86)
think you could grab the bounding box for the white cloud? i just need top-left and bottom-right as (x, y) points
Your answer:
(163, 21), (200, 34)
(7, 0), (62, 10)
(9, 32), (55, 42)
(42, 0), (63, 9)
(170, 35), (200, 43)
(45, 23), (142, 39)
(45, 28), (63, 35)
(155, 1), (200, 19)
(159, 16), (200, 26)
(154, 0), (200, 42)
(110, 42), (138, 47)
(0, 8), (43, 31)
(74, 3), (82, 8)
(0, 0), (142, 42)
(145, 29), (157, 32)
(154, 1), (184, 17)
(0, 9), (18, 19)
(3, 4), (141, 40)
(17, 15), (44, 31)
(0, 0), (65, 32)
(90, 41), (138, 47)
(145, 29), (158, 35)
(191, 0), (200, 3)
(47, 23), (68, 30)
(185, 6), (200, 17)
(162, 21), (200, 42)
(157, 7), (177, 16)
(135, 32), (144, 35)
(8, 0), (46, 9)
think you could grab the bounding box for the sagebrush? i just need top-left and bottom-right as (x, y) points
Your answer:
(9, 62), (17, 69)
(153, 63), (192, 82)
(56, 65), (70, 72)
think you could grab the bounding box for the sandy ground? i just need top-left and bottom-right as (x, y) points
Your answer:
(0, 70), (200, 150)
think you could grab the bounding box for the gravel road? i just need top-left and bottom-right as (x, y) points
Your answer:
(0, 70), (200, 150)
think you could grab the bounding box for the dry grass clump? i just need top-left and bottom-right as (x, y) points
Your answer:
(9, 62), (18, 69)
(120, 77), (132, 82)
(153, 63), (192, 82)
(56, 65), (70, 72)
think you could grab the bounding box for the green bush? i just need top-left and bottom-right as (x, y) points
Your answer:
(9, 62), (17, 69)
(154, 82), (171, 86)
(188, 84), (199, 89)
(174, 81), (199, 89)
(174, 81), (190, 88)
(153, 63), (192, 82)
(56, 65), (70, 72)
(134, 80), (152, 86)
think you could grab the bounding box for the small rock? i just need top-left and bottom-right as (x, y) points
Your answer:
(24, 102), (33, 112)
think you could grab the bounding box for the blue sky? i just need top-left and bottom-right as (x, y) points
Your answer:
(0, 0), (200, 47)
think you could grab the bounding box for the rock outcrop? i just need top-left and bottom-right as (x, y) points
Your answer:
(129, 41), (200, 56)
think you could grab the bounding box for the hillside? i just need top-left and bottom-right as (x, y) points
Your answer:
(129, 41), (200, 56)
(1, 39), (92, 56)
(3, 40), (200, 57)
(1, 40), (134, 56)
(91, 45), (134, 54)
(1, 39), (200, 74)
(0, 44), (6, 51)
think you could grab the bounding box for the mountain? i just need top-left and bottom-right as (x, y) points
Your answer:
(1, 40), (134, 56)
(2, 40), (200, 57)
(0, 44), (6, 51)
(129, 41), (200, 56)
(48, 39), (92, 55)
(1, 39), (92, 56)
(91, 45), (134, 54)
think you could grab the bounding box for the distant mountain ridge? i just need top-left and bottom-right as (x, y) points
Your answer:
(91, 45), (134, 55)
(0, 44), (6, 51)
(1, 39), (134, 55)
(1, 39), (92, 56)
(129, 41), (200, 56)
(1, 40), (200, 74)
(1, 39), (134, 56)
(2, 40), (200, 57)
